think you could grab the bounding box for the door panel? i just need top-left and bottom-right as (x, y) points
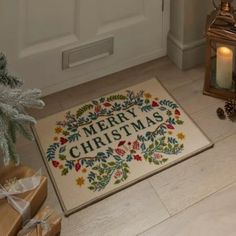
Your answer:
(18, 0), (79, 57)
(0, 0), (169, 95)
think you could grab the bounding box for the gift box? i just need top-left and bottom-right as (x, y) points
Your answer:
(17, 206), (62, 236)
(0, 165), (47, 236)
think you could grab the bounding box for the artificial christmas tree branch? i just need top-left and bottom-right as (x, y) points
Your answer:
(0, 53), (23, 88)
(0, 53), (45, 165)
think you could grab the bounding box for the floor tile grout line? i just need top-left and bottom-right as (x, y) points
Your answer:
(213, 131), (236, 144)
(178, 100), (221, 117)
(133, 181), (172, 236)
(137, 179), (236, 236)
(140, 129), (235, 236)
(161, 82), (223, 118)
(169, 75), (204, 93)
(148, 180), (171, 216)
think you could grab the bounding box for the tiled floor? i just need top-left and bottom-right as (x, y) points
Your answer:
(18, 57), (236, 235)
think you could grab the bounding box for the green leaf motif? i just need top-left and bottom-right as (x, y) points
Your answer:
(166, 110), (172, 116)
(59, 154), (66, 160)
(76, 104), (94, 117)
(61, 168), (69, 176)
(107, 94), (127, 102)
(176, 120), (184, 125)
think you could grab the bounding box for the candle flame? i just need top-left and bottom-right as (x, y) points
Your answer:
(218, 47), (233, 56)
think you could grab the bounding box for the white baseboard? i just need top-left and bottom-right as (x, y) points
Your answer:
(42, 49), (166, 96)
(167, 32), (206, 70)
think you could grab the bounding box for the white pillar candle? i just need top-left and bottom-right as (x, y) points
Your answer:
(216, 46), (233, 89)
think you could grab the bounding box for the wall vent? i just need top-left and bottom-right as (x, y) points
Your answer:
(62, 37), (114, 70)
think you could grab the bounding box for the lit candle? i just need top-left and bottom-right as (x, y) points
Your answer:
(216, 46), (233, 89)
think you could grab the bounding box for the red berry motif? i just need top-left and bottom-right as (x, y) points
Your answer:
(60, 137), (68, 145)
(103, 102), (112, 107)
(75, 162), (81, 172)
(115, 148), (126, 156)
(167, 124), (174, 129)
(114, 170), (122, 179)
(118, 140), (126, 147)
(175, 109), (181, 116)
(133, 154), (142, 161)
(52, 160), (60, 168)
(95, 105), (101, 113)
(132, 140), (140, 150)
(152, 101), (159, 107)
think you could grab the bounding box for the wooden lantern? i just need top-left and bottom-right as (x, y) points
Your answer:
(204, 0), (236, 99)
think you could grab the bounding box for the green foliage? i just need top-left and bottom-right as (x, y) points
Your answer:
(106, 94), (127, 102)
(61, 168), (69, 176)
(88, 159), (130, 191)
(159, 99), (178, 109)
(76, 104), (94, 118)
(0, 52), (45, 165)
(47, 143), (60, 161)
(0, 53), (23, 88)
(143, 136), (184, 162)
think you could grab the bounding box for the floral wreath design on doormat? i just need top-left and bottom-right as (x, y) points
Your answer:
(46, 90), (185, 191)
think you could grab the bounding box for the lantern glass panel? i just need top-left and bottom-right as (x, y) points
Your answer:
(209, 40), (236, 92)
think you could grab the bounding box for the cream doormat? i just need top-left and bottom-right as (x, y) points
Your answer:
(34, 78), (213, 216)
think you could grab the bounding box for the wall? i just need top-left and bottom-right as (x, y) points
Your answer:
(168, 0), (212, 69)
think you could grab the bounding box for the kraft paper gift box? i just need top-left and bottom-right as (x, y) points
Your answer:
(17, 206), (62, 236)
(0, 165), (47, 236)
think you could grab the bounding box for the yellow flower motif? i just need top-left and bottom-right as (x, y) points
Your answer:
(168, 131), (173, 135)
(53, 137), (58, 141)
(144, 93), (152, 99)
(76, 177), (85, 187)
(59, 165), (64, 169)
(175, 115), (179, 119)
(177, 132), (185, 140)
(55, 127), (62, 134)
(82, 168), (87, 174)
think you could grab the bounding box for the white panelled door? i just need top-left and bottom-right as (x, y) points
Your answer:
(0, 0), (169, 95)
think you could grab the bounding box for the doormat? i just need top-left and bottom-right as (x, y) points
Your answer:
(34, 78), (213, 216)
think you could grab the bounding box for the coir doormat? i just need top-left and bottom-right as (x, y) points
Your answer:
(34, 78), (213, 216)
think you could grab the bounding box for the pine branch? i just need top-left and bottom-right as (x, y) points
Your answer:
(0, 53), (7, 72)
(19, 89), (45, 108)
(0, 73), (23, 88)
(0, 116), (11, 165)
(0, 102), (18, 117)
(0, 88), (44, 110)
(0, 53), (23, 88)
(0, 134), (9, 164)
(15, 123), (34, 141)
(8, 121), (17, 144)
(12, 113), (36, 125)
(0, 52), (44, 165)
(5, 134), (19, 165)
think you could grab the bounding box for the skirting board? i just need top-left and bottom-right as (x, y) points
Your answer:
(167, 32), (206, 70)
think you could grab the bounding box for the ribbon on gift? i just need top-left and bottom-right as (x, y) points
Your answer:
(17, 210), (53, 236)
(0, 169), (42, 223)
(17, 219), (48, 236)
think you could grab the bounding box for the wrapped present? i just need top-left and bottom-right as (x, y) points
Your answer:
(0, 165), (47, 236)
(17, 206), (62, 236)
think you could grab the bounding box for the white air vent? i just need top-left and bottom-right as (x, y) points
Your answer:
(62, 37), (114, 70)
